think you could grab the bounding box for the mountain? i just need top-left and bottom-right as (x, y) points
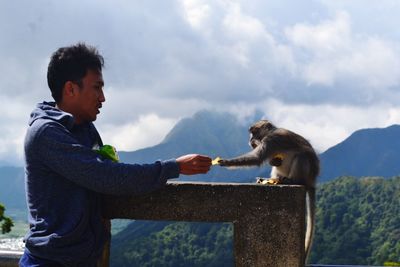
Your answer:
(120, 114), (400, 183)
(119, 110), (270, 182)
(0, 166), (25, 210)
(120, 110), (249, 162)
(319, 124), (400, 182)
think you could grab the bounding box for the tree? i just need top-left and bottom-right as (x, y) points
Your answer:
(0, 203), (14, 234)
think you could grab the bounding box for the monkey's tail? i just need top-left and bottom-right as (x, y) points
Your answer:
(305, 187), (316, 264)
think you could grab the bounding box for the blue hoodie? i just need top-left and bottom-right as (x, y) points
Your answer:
(23, 101), (180, 266)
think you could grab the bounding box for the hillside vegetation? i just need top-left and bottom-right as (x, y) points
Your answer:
(110, 221), (233, 267)
(310, 176), (400, 265)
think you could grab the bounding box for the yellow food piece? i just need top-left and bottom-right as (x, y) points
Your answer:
(267, 179), (279, 185)
(212, 157), (222, 165)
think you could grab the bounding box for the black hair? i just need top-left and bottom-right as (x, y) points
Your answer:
(47, 43), (104, 103)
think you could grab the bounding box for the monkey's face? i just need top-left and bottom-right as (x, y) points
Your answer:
(248, 120), (276, 149)
(249, 136), (260, 149)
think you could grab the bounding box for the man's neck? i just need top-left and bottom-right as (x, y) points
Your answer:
(55, 103), (84, 125)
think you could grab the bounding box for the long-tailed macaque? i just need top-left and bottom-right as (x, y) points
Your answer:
(218, 120), (319, 263)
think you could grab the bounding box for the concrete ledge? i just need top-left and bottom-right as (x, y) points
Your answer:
(103, 182), (306, 267)
(0, 250), (23, 267)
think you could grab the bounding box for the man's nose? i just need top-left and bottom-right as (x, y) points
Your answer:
(99, 90), (105, 102)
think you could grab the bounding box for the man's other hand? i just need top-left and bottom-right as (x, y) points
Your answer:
(176, 154), (212, 175)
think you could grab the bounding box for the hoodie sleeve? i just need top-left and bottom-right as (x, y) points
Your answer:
(29, 121), (180, 195)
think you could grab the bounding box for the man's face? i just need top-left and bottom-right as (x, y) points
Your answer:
(72, 69), (105, 124)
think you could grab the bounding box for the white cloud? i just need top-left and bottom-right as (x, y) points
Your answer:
(97, 86), (211, 124)
(286, 11), (351, 54)
(98, 114), (177, 152)
(285, 11), (400, 89)
(222, 3), (268, 40)
(339, 38), (400, 89)
(0, 95), (32, 165)
(181, 0), (211, 29)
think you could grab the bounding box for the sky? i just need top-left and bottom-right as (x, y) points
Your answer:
(1, 0), (400, 165)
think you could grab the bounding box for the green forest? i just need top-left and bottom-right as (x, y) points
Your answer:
(110, 176), (400, 266)
(310, 176), (400, 265)
(111, 221), (233, 267)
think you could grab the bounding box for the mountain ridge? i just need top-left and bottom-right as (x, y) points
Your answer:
(119, 110), (268, 182)
(319, 124), (400, 181)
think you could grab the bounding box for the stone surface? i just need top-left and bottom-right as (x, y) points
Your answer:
(0, 251), (22, 267)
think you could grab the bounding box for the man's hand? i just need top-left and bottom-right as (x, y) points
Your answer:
(176, 154), (212, 175)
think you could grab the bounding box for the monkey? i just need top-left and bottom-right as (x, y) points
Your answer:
(218, 119), (319, 264)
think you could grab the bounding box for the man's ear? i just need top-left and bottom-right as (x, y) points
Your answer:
(64, 81), (76, 97)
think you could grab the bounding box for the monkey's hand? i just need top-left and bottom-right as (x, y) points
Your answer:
(218, 159), (227, 166)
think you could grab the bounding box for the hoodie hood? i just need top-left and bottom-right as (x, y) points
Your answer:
(29, 101), (74, 130)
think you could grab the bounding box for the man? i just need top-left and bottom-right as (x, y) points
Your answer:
(20, 43), (212, 266)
